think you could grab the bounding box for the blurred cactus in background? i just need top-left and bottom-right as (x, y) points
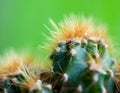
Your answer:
(0, 51), (52, 93)
(0, 15), (119, 93)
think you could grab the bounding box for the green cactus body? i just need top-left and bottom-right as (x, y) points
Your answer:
(0, 71), (53, 93)
(50, 37), (115, 93)
(4, 79), (21, 93)
(39, 86), (53, 93)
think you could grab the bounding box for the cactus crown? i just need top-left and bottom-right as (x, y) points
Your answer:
(49, 15), (113, 72)
(0, 52), (40, 77)
(48, 15), (107, 44)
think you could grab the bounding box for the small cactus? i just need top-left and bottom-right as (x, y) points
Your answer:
(0, 52), (52, 93)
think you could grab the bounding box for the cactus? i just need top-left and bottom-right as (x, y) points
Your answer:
(0, 15), (119, 93)
(46, 15), (116, 93)
(0, 52), (52, 93)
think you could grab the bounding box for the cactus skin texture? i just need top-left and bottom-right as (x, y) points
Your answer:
(50, 37), (115, 93)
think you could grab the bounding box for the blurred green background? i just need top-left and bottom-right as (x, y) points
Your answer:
(0, 0), (120, 56)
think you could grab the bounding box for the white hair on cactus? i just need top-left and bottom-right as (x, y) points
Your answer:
(70, 49), (77, 56)
(46, 84), (52, 89)
(102, 86), (107, 93)
(55, 47), (61, 52)
(89, 60), (107, 75)
(77, 85), (83, 92)
(36, 80), (42, 90)
(63, 73), (68, 82)
(93, 74), (99, 82)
